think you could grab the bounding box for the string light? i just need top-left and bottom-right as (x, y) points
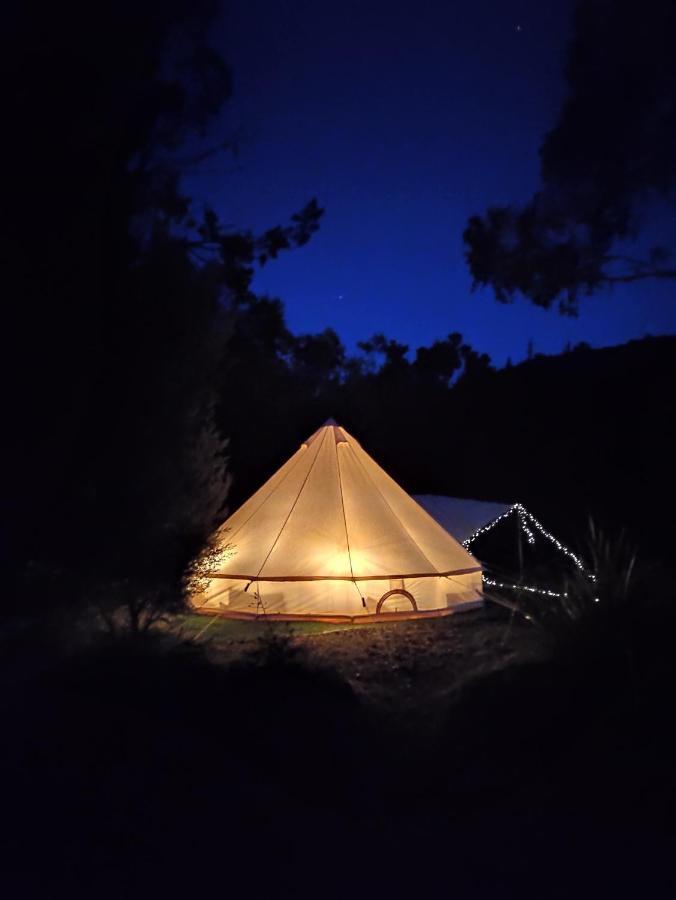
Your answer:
(483, 577), (600, 605)
(462, 502), (592, 602)
(519, 506), (536, 545)
(461, 505), (517, 545)
(463, 503), (586, 573)
(519, 505), (586, 571)
(482, 575), (566, 599)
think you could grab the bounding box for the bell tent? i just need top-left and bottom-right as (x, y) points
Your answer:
(192, 421), (482, 622)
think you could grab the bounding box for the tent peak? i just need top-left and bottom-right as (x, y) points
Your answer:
(305, 418), (350, 446)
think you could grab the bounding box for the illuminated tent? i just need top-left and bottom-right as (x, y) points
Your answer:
(192, 421), (482, 621)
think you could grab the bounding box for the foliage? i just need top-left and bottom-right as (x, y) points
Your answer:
(183, 527), (235, 603)
(464, 0), (676, 312)
(504, 521), (637, 638)
(245, 622), (308, 669)
(2, 0), (323, 629)
(190, 199), (324, 298)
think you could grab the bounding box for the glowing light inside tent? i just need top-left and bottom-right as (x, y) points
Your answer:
(191, 422), (482, 620)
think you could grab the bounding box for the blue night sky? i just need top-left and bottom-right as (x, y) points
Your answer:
(185, 0), (676, 366)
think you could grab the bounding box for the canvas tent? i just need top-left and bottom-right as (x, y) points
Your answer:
(413, 495), (514, 547)
(192, 421), (482, 621)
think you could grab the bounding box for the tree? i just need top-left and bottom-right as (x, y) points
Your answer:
(457, 345), (493, 383)
(2, 0), (324, 627)
(357, 334), (410, 375)
(292, 329), (346, 385)
(3, 1), (230, 590)
(464, 0), (676, 314)
(187, 199), (323, 299)
(413, 333), (464, 385)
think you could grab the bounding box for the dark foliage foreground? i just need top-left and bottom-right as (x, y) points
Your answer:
(3, 590), (676, 898)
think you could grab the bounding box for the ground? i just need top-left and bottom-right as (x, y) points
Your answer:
(4, 603), (676, 896)
(178, 606), (541, 738)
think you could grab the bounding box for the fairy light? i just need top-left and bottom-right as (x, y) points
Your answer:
(461, 502), (593, 602)
(519, 507), (536, 545)
(519, 506), (586, 571)
(461, 505), (517, 546)
(463, 502), (586, 573)
(484, 576), (601, 606)
(482, 575), (566, 599)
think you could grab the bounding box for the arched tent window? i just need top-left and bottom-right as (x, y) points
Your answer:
(376, 589), (417, 614)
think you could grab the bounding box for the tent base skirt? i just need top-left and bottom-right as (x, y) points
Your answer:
(190, 599), (483, 625)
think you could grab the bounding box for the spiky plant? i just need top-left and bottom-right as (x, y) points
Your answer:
(483, 519), (643, 659)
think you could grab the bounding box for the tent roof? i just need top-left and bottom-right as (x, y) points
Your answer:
(210, 424), (480, 582)
(413, 495), (514, 544)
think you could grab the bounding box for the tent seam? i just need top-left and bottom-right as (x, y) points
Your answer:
(334, 429), (363, 603)
(221, 443), (310, 546)
(254, 426), (329, 580)
(348, 439), (443, 576)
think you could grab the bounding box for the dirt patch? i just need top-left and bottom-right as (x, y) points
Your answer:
(203, 607), (541, 741)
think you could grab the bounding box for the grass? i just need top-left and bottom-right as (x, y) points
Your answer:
(173, 607), (540, 742)
(174, 613), (360, 641)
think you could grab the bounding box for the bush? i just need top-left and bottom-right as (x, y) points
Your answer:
(1, 628), (377, 893)
(437, 526), (676, 830)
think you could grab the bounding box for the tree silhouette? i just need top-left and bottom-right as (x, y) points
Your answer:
(464, 0), (676, 313)
(2, 0), (323, 625)
(413, 333), (464, 385)
(357, 334), (410, 375)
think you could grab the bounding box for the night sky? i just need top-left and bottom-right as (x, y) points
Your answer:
(184, 0), (676, 366)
